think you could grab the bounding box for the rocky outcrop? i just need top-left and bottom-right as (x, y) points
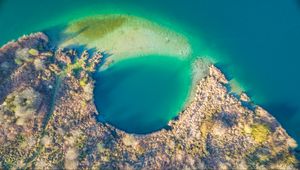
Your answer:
(0, 33), (298, 169)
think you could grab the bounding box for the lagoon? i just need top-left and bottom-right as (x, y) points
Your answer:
(93, 55), (192, 134)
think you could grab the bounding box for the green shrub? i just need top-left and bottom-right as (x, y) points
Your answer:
(33, 59), (45, 70)
(28, 48), (39, 56)
(13, 88), (42, 119)
(251, 124), (270, 143)
(15, 48), (33, 65)
(0, 88), (42, 125)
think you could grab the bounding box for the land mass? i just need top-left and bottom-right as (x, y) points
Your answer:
(0, 33), (298, 169)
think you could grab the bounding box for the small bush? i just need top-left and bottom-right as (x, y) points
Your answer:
(65, 148), (78, 169)
(28, 48), (39, 56)
(79, 77), (88, 87)
(83, 83), (94, 101)
(14, 58), (23, 65)
(15, 48), (33, 65)
(33, 59), (45, 70)
(251, 124), (270, 143)
(1, 88), (42, 125)
(122, 134), (138, 148)
(13, 88), (41, 117)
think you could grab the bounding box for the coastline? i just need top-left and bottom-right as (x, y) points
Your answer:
(0, 33), (298, 169)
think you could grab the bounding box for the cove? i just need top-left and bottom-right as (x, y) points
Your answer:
(93, 55), (192, 134)
(2, 0), (300, 144)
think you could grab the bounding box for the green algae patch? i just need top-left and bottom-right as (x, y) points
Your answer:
(251, 124), (270, 143)
(94, 55), (192, 134)
(66, 16), (127, 41)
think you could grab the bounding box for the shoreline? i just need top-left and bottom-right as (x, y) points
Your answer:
(59, 14), (192, 62)
(0, 33), (298, 169)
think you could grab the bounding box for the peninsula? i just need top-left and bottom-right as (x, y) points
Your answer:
(0, 33), (298, 169)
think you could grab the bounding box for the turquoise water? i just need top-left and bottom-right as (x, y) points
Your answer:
(0, 0), (300, 140)
(94, 55), (192, 134)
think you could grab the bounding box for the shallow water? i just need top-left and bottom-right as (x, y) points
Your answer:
(0, 0), (300, 141)
(93, 55), (192, 134)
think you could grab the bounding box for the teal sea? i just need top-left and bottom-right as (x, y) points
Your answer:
(0, 0), (300, 141)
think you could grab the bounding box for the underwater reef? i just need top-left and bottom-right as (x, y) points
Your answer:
(0, 33), (298, 169)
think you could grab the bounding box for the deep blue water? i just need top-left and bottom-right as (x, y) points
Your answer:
(94, 55), (192, 134)
(0, 0), (300, 141)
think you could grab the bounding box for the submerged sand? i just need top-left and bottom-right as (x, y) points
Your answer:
(60, 15), (191, 65)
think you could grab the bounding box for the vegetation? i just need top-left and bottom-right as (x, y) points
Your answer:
(79, 76), (88, 87)
(122, 134), (138, 147)
(1, 33), (297, 169)
(28, 48), (39, 56)
(33, 58), (46, 70)
(65, 148), (78, 169)
(15, 48), (33, 65)
(1, 88), (42, 125)
(251, 123), (270, 143)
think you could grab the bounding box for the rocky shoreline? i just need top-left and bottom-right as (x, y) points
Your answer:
(0, 33), (298, 169)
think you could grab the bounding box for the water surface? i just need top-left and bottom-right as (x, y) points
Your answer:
(94, 55), (192, 134)
(0, 0), (299, 141)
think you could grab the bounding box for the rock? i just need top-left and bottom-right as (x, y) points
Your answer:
(240, 92), (250, 102)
